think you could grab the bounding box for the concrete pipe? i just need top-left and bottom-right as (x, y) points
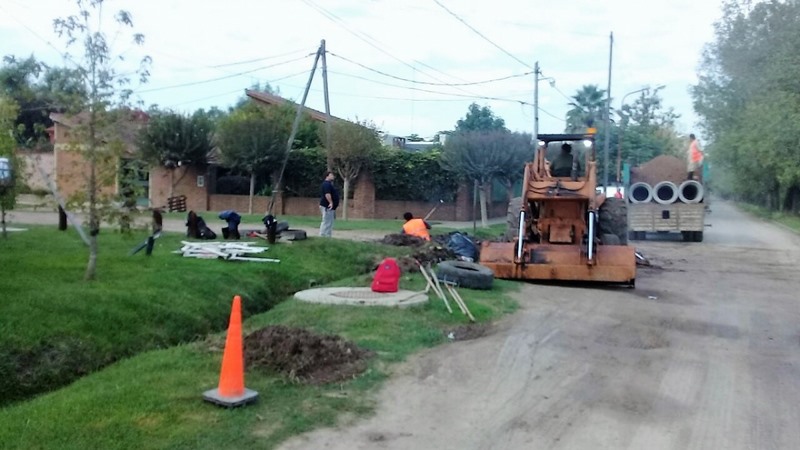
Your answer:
(678, 180), (704, 203)
(653, 181), (679, 204)
(628, 182), (653, 204)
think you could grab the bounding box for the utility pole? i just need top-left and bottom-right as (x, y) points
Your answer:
(602, 32), (614, 189)
(534, 61), (539, 143)
(320, 39), (333, 171)
(267, 42), (323, 216)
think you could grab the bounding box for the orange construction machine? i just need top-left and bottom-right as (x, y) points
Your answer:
(479, 133), (636, 286)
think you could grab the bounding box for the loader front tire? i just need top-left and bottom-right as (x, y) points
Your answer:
(598, 198), (628, 245)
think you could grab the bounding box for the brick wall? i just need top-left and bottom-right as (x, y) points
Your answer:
(17, 151), (54, 191)
(150, 165), (208, 211)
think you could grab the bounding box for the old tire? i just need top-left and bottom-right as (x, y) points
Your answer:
(504, 197), (523, 241)
(435, 260), (494, 290)
(281, 229), (307, 241)
(598, 198), (628, 245)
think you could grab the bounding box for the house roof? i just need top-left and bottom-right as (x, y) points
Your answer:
(245, 89), (340, 123)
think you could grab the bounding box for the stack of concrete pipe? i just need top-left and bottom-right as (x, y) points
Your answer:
(628, 180), (704, 205)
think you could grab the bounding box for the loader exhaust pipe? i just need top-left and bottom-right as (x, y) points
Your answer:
(516, 210), (525, 261)
(587, 210), (596, 262)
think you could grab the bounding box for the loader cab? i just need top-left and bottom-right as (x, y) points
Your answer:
(539, 138), (592, 179)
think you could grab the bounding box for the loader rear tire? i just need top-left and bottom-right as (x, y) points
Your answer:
(598, 198), (628, 245)
(504, 197), (523, 242)
(435, 260), (494, 290)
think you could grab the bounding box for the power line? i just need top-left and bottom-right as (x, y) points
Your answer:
(134, 54), (314, 94)
(431, 0), (533, 71)
(324, 69), (532, 106)
(209, 48), (310, 69)
(300, 0), (488, 97)
(328, 52), (534, 87)
(161, 70), (311, 108)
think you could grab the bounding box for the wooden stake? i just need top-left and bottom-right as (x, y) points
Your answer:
(416, 260), (452, 313)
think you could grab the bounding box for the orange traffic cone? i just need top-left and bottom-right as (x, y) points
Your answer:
(202, 295), (259, 407)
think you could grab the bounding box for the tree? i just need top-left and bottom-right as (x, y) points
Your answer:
(1, 55), (88, 147)
(492, 131), (534, 201)
(137, 109), (213, 198)
(618, 90), (683, 171)
(54, 0), (151, 280)
(455, 103), (507, 132)
(327, 118), (381, 220)
(216, 102), (291, 213)
(565, 85), (607, 132)
(441, 130), (516, 227)
(0, 96), (21, 238)
(691, 0), (800, 210)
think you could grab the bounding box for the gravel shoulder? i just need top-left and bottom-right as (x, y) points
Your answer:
(278, 200), (800, 450)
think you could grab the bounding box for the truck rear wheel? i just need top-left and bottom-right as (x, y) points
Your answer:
(598, 198), (628, 245)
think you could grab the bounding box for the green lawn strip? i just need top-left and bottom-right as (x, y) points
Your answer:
(0, 227), (409, 405)
(737, 203), (800, 233)
(0, 277), (518, 449)
(159, 210), (507, 238)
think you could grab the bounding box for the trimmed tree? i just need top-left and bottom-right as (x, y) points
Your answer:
(216, 103), (291, 214)
(327, 119), (380, 220)
(137, 109), (213, 198)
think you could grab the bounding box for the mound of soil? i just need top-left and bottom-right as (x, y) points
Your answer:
(380, 233), (457, 272)
(244, 325), (373, 384)
(631, 155), (687, 186)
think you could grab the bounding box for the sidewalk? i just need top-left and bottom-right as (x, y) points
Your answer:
(4, 210), (505, 241)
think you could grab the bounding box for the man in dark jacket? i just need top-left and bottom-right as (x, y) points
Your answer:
(319, 171), (339, 237)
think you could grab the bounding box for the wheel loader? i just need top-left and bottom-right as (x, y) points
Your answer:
(479, 133), (636, 285)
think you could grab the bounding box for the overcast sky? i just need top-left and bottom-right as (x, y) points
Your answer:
(0, 0), (723, 139)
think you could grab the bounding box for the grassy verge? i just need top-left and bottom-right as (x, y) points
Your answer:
(0, 272), (518, 449)
(159, 210), (507, 239)
(737, 204), (800, 233)
(0, 227), (410, 405)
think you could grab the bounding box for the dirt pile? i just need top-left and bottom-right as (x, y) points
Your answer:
(380, 233), (457, 272)
(244, 325), (373, 384)
(631, 155), (687, 186)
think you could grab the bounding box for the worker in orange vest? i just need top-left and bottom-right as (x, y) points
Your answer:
(687, 133), (704, 180)
(402, 212), (431, 241)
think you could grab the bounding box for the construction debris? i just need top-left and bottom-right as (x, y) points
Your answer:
(176, 241), (280, 263)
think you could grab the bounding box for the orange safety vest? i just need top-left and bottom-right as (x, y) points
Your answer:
(690, 140), (703, 163)
(403, 218), (430, 241)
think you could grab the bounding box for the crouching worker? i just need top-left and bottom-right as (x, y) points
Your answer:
(219, 209), (241, 240)
(402, 212), (431, 241)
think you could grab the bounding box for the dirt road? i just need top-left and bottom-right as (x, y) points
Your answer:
(279, 201), (800, 450)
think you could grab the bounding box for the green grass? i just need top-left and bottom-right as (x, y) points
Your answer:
(738, 204), (800, 233)
(159, 210), (507, 238)
(0, 227), (409, 405)
(0, 225), (519, 449)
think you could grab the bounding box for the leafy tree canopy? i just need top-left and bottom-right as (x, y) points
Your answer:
(455, 103), (507, 133)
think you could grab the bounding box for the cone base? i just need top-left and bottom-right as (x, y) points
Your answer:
(202, 388), (259, 408)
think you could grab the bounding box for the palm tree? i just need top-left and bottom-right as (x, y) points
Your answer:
(565, 85), (607, 133)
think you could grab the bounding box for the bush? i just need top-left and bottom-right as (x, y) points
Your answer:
(372, 147), (459, 201)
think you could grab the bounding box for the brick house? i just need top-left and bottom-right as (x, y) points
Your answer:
(48, 110), (149, 205)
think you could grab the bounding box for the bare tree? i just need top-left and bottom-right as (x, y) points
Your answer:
(327, 119), (380, 220)
(54, 0), (151, 280)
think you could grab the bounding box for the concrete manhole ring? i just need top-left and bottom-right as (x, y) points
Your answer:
(294, 287), (429, 308)
(331, 290), (389, 299)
